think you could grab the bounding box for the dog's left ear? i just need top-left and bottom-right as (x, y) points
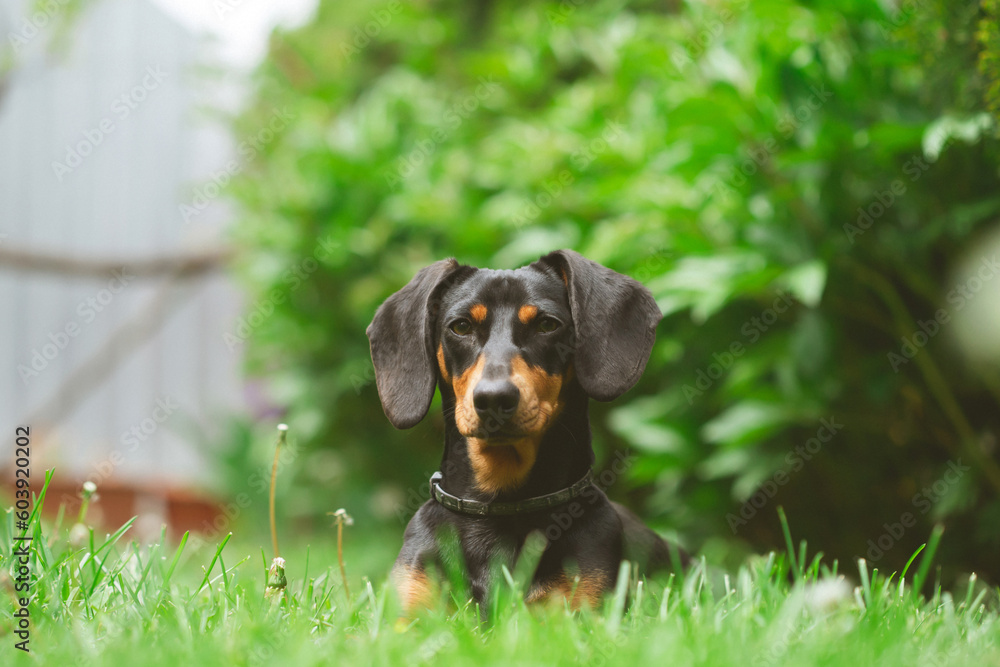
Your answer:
(367, 259), (465, 429)
(536, 249), (662, 401)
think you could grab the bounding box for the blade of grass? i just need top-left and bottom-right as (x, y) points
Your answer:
(912, 524), (944, 597)
(208, 554), (251, 590)
(633, 579), (644, 628)
(92, 516), (137, 558)
(87, 550), (115, 597)
(117, 572), (151, 622)
(607, 560), (631, 634)
(194, 532), (232, 596)
(86, 518), (137, 596)
(967, 587), (987, 618)
(51, 501), (67, 544)
(658, 574), (673, 622)
(899, 543), (926, 597)
(366, 578), (386, 640)
(777, 507), (800, 581)
(219, 552), (228, 591)
(88, 527), (97, 579)
(901, 543), (926, 581)
(511, 531), (546, 597)
(806, 552), (824, 580)
(302, 544), (311, 598)
(858, 559), (872, 610)
(133, 542), (159, 593)
(21, 468), (55, 537)
(163, 530), (190, 587)
(963, 573), (978, 610)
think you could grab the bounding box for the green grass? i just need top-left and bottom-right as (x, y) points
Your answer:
(2, 472), (999, 666)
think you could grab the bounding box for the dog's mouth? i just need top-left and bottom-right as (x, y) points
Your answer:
(462, 426), (531, 442)
(458, 408), (553, 441)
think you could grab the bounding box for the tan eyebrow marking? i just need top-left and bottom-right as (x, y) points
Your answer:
(518, 305), (538, 324)
(437, 343), (450, 382)
(470, 304), (488, 323)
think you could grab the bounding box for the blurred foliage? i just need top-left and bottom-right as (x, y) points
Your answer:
(981, 0), (1000, 117)
(224, 0), (1000, 581)
(0, 0), (95, 76)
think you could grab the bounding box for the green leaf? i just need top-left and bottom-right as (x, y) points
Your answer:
(777, 260), (826, 308)
(701, 401), (793, 447)
(608, 399), (688, 454)
(923, 113), (995, 160)
(648, 252), (769, 321)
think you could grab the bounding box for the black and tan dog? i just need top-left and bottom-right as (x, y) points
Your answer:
(367, 249), (686, 612)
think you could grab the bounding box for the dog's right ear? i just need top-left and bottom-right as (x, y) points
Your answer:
(366, 259), (465, 429)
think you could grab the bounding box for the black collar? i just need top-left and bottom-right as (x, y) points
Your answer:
(429, 470), (594, 516)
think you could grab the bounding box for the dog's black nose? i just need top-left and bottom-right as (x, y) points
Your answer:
(473, 379), (520, 418)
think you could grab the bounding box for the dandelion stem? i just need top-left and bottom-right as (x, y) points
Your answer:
(270, 424), (288, 559)
(330, 509), (353, 604)
(338, 520), (350, 603)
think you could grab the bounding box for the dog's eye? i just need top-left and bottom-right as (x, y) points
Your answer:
(536, 316), (560, 333)
(449, 319), (473, 335)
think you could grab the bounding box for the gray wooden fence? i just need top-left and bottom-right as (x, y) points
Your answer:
(0, 0), (248, 508)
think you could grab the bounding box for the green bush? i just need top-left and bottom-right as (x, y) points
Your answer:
(226, 0), (1000, 582)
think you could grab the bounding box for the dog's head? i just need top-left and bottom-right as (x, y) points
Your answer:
(366, 249), (662, 491)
